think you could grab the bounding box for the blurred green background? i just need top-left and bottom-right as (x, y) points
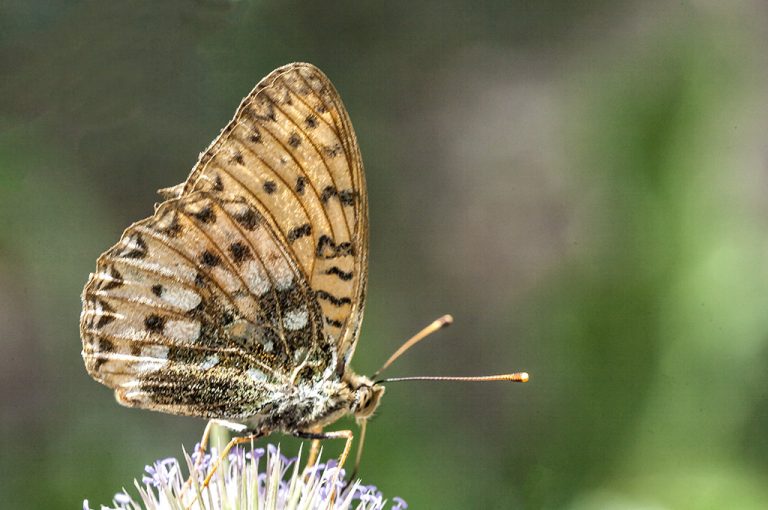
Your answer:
(2, 1), (768, 508)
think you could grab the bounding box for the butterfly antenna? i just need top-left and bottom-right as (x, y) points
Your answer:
(378, 373), (529, 383)
(372, 314), (454, 379)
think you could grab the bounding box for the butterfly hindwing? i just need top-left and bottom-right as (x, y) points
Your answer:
(81, 191), (331, 420)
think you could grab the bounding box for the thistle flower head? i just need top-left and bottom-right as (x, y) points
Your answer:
(83, 443), (406, 510)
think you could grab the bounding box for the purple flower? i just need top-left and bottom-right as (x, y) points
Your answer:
(84, 442), (405, 509)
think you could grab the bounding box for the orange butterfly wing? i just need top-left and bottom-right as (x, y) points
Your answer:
(181, 63), (368, 369)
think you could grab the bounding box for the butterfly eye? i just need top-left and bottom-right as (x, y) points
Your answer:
(352, 387), (369, 416)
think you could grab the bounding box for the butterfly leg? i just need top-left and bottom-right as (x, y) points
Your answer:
(305, 425), (323, 468)
(346, 418), (368, 483)
(294, 429), (354, 501)
(201, 428), (267, 488)
(180, 420), (216, 496)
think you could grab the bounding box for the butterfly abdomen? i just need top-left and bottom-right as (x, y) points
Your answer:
(245, 378), (354, 432)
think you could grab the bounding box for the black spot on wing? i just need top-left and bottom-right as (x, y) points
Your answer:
(144, 314), (166, 333)
(321, 185), (337, 204)
(151, 284), (163, 297)
(221, 310), (235, 325)
(338, 189), (357, 206)
(316, 236), (334, 257)
(316, 235), (355, 258)
(323, 144), (342, 158)
(287, 223), (312, 243)
(95, 300), (117, 328)
(200, 250), (221, 267)
(315, 290), (352, 307)
(98, 337), (114, 353)
(230, 152), (245, 165)
(243, 101), (276, 122)
(158, 212), (182, 238)
(319, 187), (356, 207)
(229, 241), (252, 264)
(282, 88), (294, 105)
(192, 205), (216, 224)
(93, 337), (114, 371)
(324, 266), (353, 281)
(234, 207), (262, 231)
(121, 234), (148, 259)
(101, 266), (124, 290)
(263, 180), (277, 194)
(295, 176), (306, 195)
(325, 317), (344, 328)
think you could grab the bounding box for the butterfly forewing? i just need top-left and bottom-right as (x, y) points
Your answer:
(80, 63), (368, 420)
(82, 191), (335, 418)
(180, 63), (368, 365)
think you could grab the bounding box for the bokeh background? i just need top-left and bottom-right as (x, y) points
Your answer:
(2, 1), (768, 508)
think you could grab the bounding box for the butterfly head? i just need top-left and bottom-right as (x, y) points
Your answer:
(346, 373), (385, 420)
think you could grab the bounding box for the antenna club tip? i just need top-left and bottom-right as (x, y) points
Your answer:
(437, 314), (454, 327)
(514, 372), (529, 383)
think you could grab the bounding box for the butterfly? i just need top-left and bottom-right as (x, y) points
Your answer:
(80, 63), (528, 481)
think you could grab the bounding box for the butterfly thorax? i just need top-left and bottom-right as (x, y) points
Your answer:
(244, 371), (384, 433)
